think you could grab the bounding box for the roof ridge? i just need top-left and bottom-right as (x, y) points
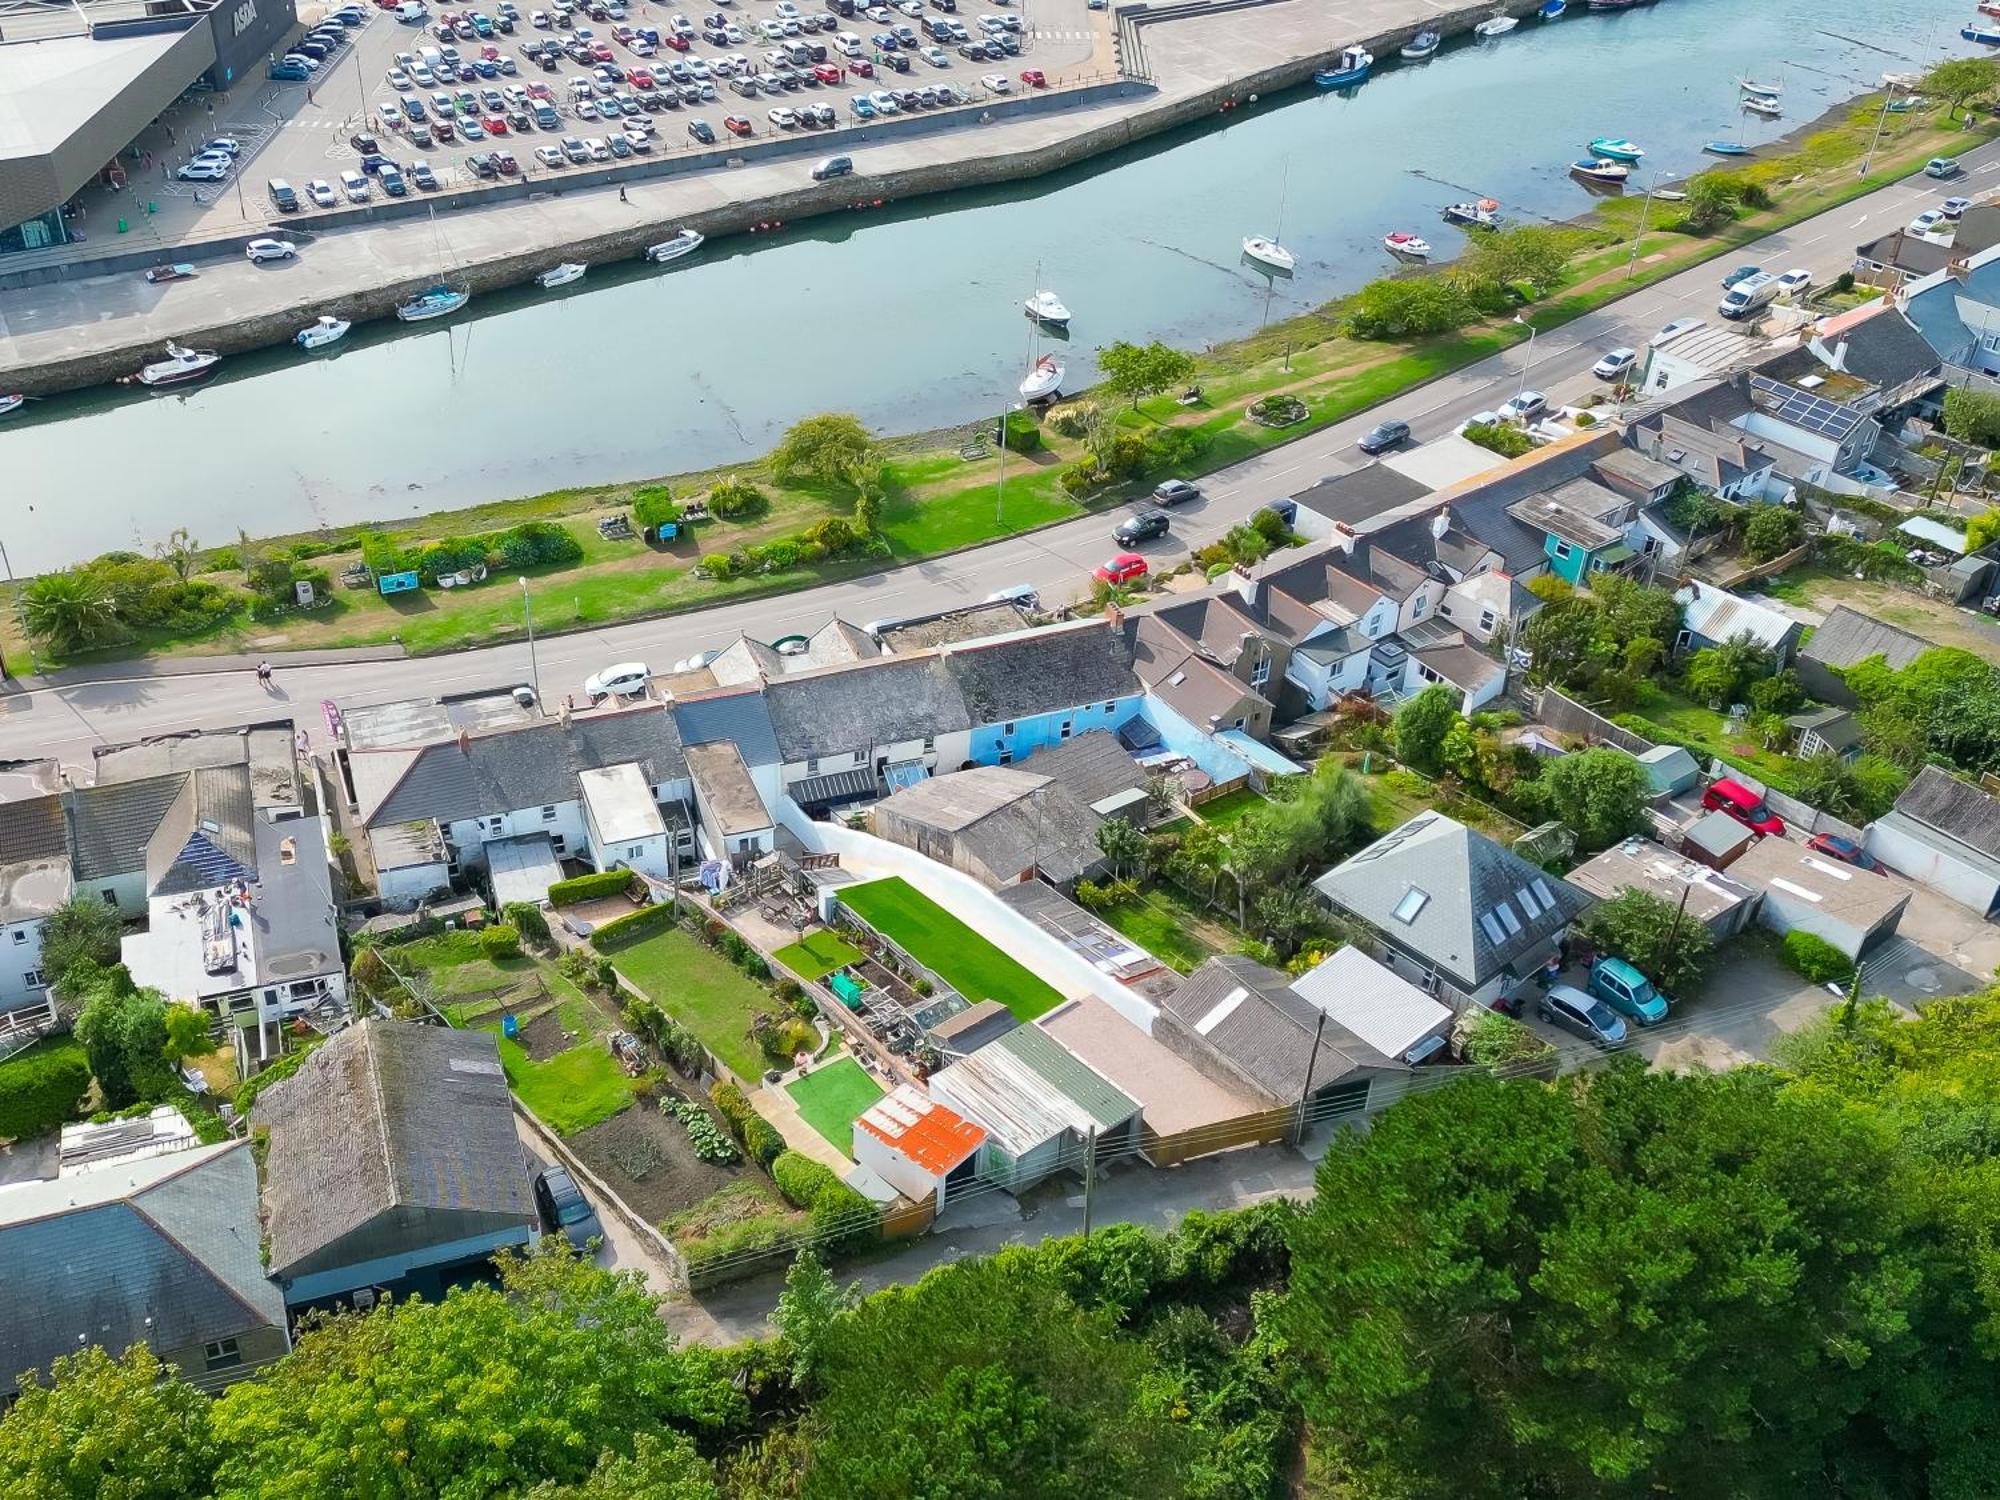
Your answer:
(126, 1153), (281, 1332)
(361, 1024), (401, 1209)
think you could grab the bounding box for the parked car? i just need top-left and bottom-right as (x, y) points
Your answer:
(583, 661), (650, 700)
(1805, 832), (1884, 872)
(307, 177), (339, 207)
(410, 159), (441, 188)
(176, 158), (231, 181)
(1587, 958), (1669, 1026)
(533, 1165), (604, 1248)
(1592, 346), (1637, 380)
(1093, 552), (1149, 586)
(1702, 776), (1784, 837)
(1357, 418), (1410, 454)
(1773, 268), (1813, 295)
(1942, 195), (1974, 220)
(1115, 509), (1171, 546)
(1538, 984), (1629, 1047)
(1499, 389), (1546, 422)
(1152, 478), (1200, 506)
(1721, 262), (1762, 288)
(687, 116), (717, 142)
(1909, 209), (1948, 234)
(1019, 66), (1045, 86)
(811, 153), (852, 179)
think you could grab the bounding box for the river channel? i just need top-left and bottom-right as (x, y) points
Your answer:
(0, 0), (1965, 571)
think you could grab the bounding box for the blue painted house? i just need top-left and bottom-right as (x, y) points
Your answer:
(943, 621), (1146, 766)
(1506, 477), (1640, 586)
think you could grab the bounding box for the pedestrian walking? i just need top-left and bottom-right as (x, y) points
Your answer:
(256, 660), (273, 688)
(618, 186), (628, 203)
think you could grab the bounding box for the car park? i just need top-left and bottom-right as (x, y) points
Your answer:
(339, 168), (371, 200)
(583, 662), (650, 700)
(1537, 984), (1628, 1047)
(1701, 776), (1784, 837)
(1114, 509), (1171, 546)
(1094, 552), (1149, 586)
(1591, 346), (1637, 380)
(687, 116), (717, 141)
(307, 177), (339, 207)
(1587, 958), (1668, 1026)
(1357, 418), (1410, 454)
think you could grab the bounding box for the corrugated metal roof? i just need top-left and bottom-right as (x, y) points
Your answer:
(928, 1024), (1136, 1156)
(856, 1085), (985, 1174)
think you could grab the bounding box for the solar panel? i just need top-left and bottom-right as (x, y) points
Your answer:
(1749, 375), (1863, 438)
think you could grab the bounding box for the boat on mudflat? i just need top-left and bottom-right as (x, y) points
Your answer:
(1443, 199), (1501, 228)
(1025, 288), (1072, 325)
(1242, 235), (1297, 272)
(536, 262), (587, 288)
(1384, 231), (1433, 259)
(1019, 353), (1065, 401)
(1704, 139), (1752, 156)
(1313, 45), (1373, 88)
(0, 394), (23, 418)
(1743, 95), (1780, 118)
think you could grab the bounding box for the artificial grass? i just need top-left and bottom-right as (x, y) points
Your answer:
(773, 929), (866, 982)
(784, 1058), (885, 1158)
(839, 877), (1063, 1021)
(607, 926), (773, 1080)
(1195, 787), (1268, 829)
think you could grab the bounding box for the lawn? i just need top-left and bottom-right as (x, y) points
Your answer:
(772, 929), (866, 982)
(480, 992), (635, 1137)
(1096, 883), (1225, 975)
(1624, 685), (1801, 792)
(839, 877), (1064, 1020)
(785, 1058), (885, 1158)
(608, 925), (773, 1080)
(1195, 787), (1268, 829)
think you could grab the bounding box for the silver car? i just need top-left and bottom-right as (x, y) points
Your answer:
(1537, 984), (1628, 1048)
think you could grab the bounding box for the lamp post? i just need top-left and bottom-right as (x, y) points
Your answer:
(0, 539), (35, 677)
(1512, 312), (1537, 396)
(1859, 89), (1895, 180)
(519, 577), (542, 709)
(1626, 172), (1661, 279)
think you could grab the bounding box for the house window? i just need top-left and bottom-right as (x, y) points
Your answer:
(1411, 594), (1427, 618)
(806, 757), (819, 776)
(1551, 540), (1574, 561)
(101, 889), (117, 905)
(1478, 609), (1497, 632)
(923, 734), (935, 752)
(21, 970), (44, 990)
(1059, 719), (1073, 740)
(540, 805), (557, 822)
(1250, 654), (1271, 689)
(485, 817), (504, 836)
(1102, 701), (1116, 712)
(551, 834), (567, 854)
(1392, 887), (1430, 924)
(9, 930), (23, 945)
(997, 750), (1012, 765)
(203, 1339), (242, 1372)
(228, 995), (255, 1014)
(1230, 716), (1247, 731)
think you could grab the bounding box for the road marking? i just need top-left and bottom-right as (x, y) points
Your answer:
(1980, 159), (2000, 174)
(1851, 213), (1870, 226)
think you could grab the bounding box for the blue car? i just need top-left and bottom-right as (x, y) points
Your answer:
(1588, 957), (1669, 1027)
(270, 60), (311, 79)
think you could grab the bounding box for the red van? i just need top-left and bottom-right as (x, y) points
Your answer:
(1702, 776), (1784, 837)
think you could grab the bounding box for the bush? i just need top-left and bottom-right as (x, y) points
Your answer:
(754, 1013), (819, 1063)
(708, 477), (767, 521)
(495, 520), (583, 571)
(1144, 425), (1210, 472)
(1742, 502), (1806, 562)
(1462, 421), (1534, 458)
(1000, 408), (1041, 454)
(1059, 460), (1104, 497)
(1046, 402), (1098, 439)
(631, 484), (679, 530)
(773, 1150), (880, 1256)
(501, 902), (551, 946)
(590, 902), (677, 950)
(711, 1079), (788, 1168)
(1782, 930), (1854, 985)
(0, 1041), (91, 1142)
(479, 923), (521, 961)
(547, 869), (635, 907)
(695, 552), (739, 580)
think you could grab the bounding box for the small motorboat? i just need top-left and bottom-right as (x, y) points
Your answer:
(1384, 231), (1432, 259)
(1963, 23), (2000, 44)
(1589, 137), (1645, 161)
(131, 342), (220, 387)
(1540, 0), (1566, 16)
(1570, 158), (1630, 184)
(1739, 77), (1781, 96)
(1887, 95), (1928, 113)
(1025, 288), (1071, 325)
(1652, 188), (1686, 201)
(1242, 235), (1297, 272)
(295, 315), (350, 350)
(1019, 353), (1065, 401)
(1474, 13), (1518, 36)
(1313, 45), (1373, 88)
(1742, 95), (1780, 118)
(1703, 140), (1751, 156)
(1443, 198), (1501, 228)
(396, 285), (469, 322)
(1400, 28), (1440, 58)
(536, 261), (586, 288)
(1982, 0), (2000, 15)
(1883, 70), (1922, 89)
(646, 228), (704, 263)
(1587, 0), (1654, 10)
(0, 394), (23, 418)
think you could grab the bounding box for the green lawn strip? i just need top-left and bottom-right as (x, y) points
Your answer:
(609, 926), (772, 1080)
(1096, 890), (1218, 976)
(479, 992), (634, 1136)
(772, 929), (866, 981)
(784, 1058), (885, 1157)
(839, 877), (1064, 1021)
(1623, 685), (1803, 792)
(1195, 787), (1268, 829)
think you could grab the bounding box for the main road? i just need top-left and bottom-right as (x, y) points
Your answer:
(3, 139), (1985, 771)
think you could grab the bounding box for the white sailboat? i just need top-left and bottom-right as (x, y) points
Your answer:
(536, 261), (587, 288)
(1243, 158), (1297, 272)
(1024, 288), (1071, 325)
(1019, 352), (1065, 401)
(295, 315), (350, 350)
(397, 208), (471, 323)
(646, 228), (704, 263)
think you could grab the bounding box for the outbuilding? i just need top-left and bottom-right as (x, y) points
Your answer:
(1566, 836), (1761, 939)
(1728, 834), (1910, 961)
(1865, 765), (2000, 917)
(852, 1086), (985, 1210)
(925, 1024), (1139, 1194)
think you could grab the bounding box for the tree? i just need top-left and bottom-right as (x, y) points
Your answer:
(0, 1346), (218, 1500)
(630, 484), (680, 531)
(72, 978), (174, 1108)
(770, 413), (879, 487)
(1577, 887), (1717, 997)
(18, 569), (119, 655)
(1521, 597), (1603, 688)
(524, 1435), (718, 1500)
(1461, 421), (1534, 458)
(1678, 172), (1744, 234)
(1450, 224), (1578, 297)
(1278, 1063), (1921, 1500)
(161, 1004), (213, 1066)
(1683, 632), (1772, 707)
(209, 1246), (743, 1498)
(1343, 276), (1476, 340)
(1943, 387), (2000, 447)
(35, 895), (123, 993)
(1096, 816), (1149, 881)
(1532, 745), (1648, 850)
(1096, 340), (1198, 409)
(773, 1248), (858, 1391)
(151, 527), (200, 582)
(1392, 684), (1462, 774)
(1252, 882), (1325, 961)
(1588, 573), (1679, 652)
(1966, 507), (2000, 553)
(1924, 56), (1999, 119)
(1740, 501), (1805, 561)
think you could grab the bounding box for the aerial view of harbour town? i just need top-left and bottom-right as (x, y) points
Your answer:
(6, 0), (2000, 1491)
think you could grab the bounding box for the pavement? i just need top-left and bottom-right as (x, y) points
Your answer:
(5, 133), (1994, 771)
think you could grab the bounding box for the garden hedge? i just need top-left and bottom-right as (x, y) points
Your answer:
(548, 870), (636, 907)
(1782, 930), (1854, 985)
(0, 1041), (90, 1142)
(502, 903), (551, 945)
(773, 1149), (879, 1256)
(710, 1079), (788, 1169)
(590, 902), (677, 950)
(479, 924), (521, 960)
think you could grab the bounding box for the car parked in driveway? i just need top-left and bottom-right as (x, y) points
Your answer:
(1592, 346), (1637, 380)
(1115, 509), (1171, 546)
(1702, 776), (1784, 837)
(1805, 832), (1883, 872)
(1537, 983), (1628, 1047)
(533, 1166), (603, 1248)
(1094, 552), (1149, 586)
(1587, 958), (1669, 1027)
(1357, 418), (1410, 454)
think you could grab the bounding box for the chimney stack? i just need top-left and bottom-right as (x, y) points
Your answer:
(1331, 522), (1358, 555)
(455, 729), (471, 754)
(1103, 602), (1125, 629)
(1430, 510), (1451, 542)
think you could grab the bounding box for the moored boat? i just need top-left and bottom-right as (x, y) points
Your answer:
(1539, 0), (1566, 16)
(1025, 288), (1071, 325)
(1652, 188), (1686, 201)
(1739, 77), (1781, 96)
(1742, 95), (1780, 117)
(1703, 139), (1751, 156)
(132, 342), (220, 386)
(1242, 235), (1297, 272)
(1443, 198), (1501, 228)
(295, 315), (350, 350)
(1400, 28), (1440, 58)
(395, 286), (469, 322)
(646, 228), (704, 263)
(1589, 136), (1645, 161)
(0, 394), (23, 418)
(1982, 0), (2000, 16)
(1384, 231), (1432, 259)
(1569, 157), (1630, 184)
(1313, 45), (1373, 88)
(1474, 13), (1518, 36)
(1019, 353), (1065, 401)
(536, 261), (587, 288)
(1962, 23), (2000, 44)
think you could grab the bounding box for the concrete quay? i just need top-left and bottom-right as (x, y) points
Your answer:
(0, 0), (1528, 394)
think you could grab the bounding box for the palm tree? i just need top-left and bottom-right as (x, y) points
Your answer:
(19, 569), (118, 655)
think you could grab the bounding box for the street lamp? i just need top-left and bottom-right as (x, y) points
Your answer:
(1626, 172), (1661, 279)
(519, 577), (542, 709)
(1859, 89), (1895, 180)
(1512, 313), (1537, 396)
(0, 539), (36, 677)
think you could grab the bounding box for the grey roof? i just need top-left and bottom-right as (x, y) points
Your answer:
(1894, 765), (2000, 857)
(879, 601), (1032, 654)
(1855, 231), (1957, 278)
(875, 767), (1105, 887)
(671, 687), (782, 768)
(1369, 507), (1504, 581)
(1159, 953), (1400, 1102)
(1289, 464), (1431, 526)
(65, 773), (187, 881)
(1789, 706), (1863, 752)
(146, 765), (258, 898)
(1819, 307), (1942, 393)
(1314, 812), (1592, 991)
(0, 1141), (284, 1396)
(1591, 446), (1683, 495)
(362, 706), (685, 827)
(1152, 593), (1277, 669)
(1127, 616), (1264, 729)
(1410, 639), (1505, 697)
(943, 622), (1140, 725)
(685, 740), (774, 835)
(1018, 730), (1147, 807)
(255, 1019), (534, 1283)
(1798, 605), (1933, 672)
(1676, 582), (1800, 652)
(0, 791), (65, 866)
(764, 656), (971, 761)
(93, 726), (303, 812)
(1682, 808), (1754, 859)
(927, 998), (1021, 1055)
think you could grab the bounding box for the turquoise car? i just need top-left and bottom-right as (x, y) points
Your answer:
(1588, 957), (1669, 1026)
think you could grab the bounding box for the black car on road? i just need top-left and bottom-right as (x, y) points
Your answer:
(1115, 508), (1171, 546)
(1357, 418), (1410, 454)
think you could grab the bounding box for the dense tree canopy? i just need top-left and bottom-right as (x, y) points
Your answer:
(35, 894), (123, 994)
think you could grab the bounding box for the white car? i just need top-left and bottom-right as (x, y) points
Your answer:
(768, 105), (798, 127)
(624, 130), (654, 151)
(1591, 347), (1637, 380)
(176, 159), (231, 181)
(773, 0), (797, 14)
(534, 143), (566, 166)
(339, 169), (370, 202)
(198, 135), (243, 156)
(1649, 316), (1704, 348)
(1499, 390), (1547, 422)
(584, 135), (611, 159)
(980, 71), (1011, 92)
(1909, 209), (1947, 234)
(381, 101), (405, 128)
(1773, 267), (1812, 295)
(409, 61), (437, 85)
(921, 44), (947, 65)
(583, 662), (650, 700)
(672, 648), (722, 673)
(244, 238), (297, 263)
(307, 178), (339, 207)
(868, 88), (900, 113)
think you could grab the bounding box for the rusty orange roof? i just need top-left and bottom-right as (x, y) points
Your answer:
(856, 1085), (985, 1174)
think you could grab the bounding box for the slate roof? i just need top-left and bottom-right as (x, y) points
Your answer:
(1632, 414), (1776, 490)
(671, 687), (782, 768)
(146, 765), (258, 897)
(255, 1019), (533, 1283)
(1314, 812), (1592, 991)
(877, 767), (1104, 887)
(705, 635), (786, 687)
(0, 791), (65, 867)
(1158, 953), (1400, 1103)
(764, 656), (970, 761)
(66, 773), (187, 881)
(1508, 490), (1623, 552)
(361, 706), (685, 827)
(1127, 616), (1264, 728)
(1798, 605), (1933, 672)
(1370, 507), (1504, 581)
(1018, 730), (1147, 807)
(0, 1141), (284, 1396)
(1288, 464), (1431, 527)
(1894, 765), (2000, 857)
(1818, 306), (1943, 393)
(943, 622), (1140, 725)
(1152, 593), (1275, 669)
(804, 617), (878, 667)
(1854, 231), (1956, 278)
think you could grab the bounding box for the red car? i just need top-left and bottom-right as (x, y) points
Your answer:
(1805, 832), (1884, 873)
(629, 66), (656, 87)
(812, 62), (841, 83)
(1020, 68), (1046, 87)
(847, 57), (873, 77)
(480, 43), (501, 59)
(590, 40), (613, 59)
(527, 80), (554, 99)
(663, 30), (690, 48)
(1701, 777), (1784, 838)
(722, 113), (753, 135)
(482, 114), (509, 133)
(1093, 553), (1148, 586)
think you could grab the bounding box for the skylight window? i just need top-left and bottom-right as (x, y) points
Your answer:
(1515, 885), (1542, 918)
(1530, 878), (1557, 911)
(1478, 912), (1507, 945)
(1392, 887), (1430, 924)
(1494, 902), (1522, 936)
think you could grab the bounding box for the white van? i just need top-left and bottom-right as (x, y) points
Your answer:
(1718, 270), (1780, 321)
(834, 28), (861, 53)
(396, 1), (426, 20)
(418, 43), (445, 68)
